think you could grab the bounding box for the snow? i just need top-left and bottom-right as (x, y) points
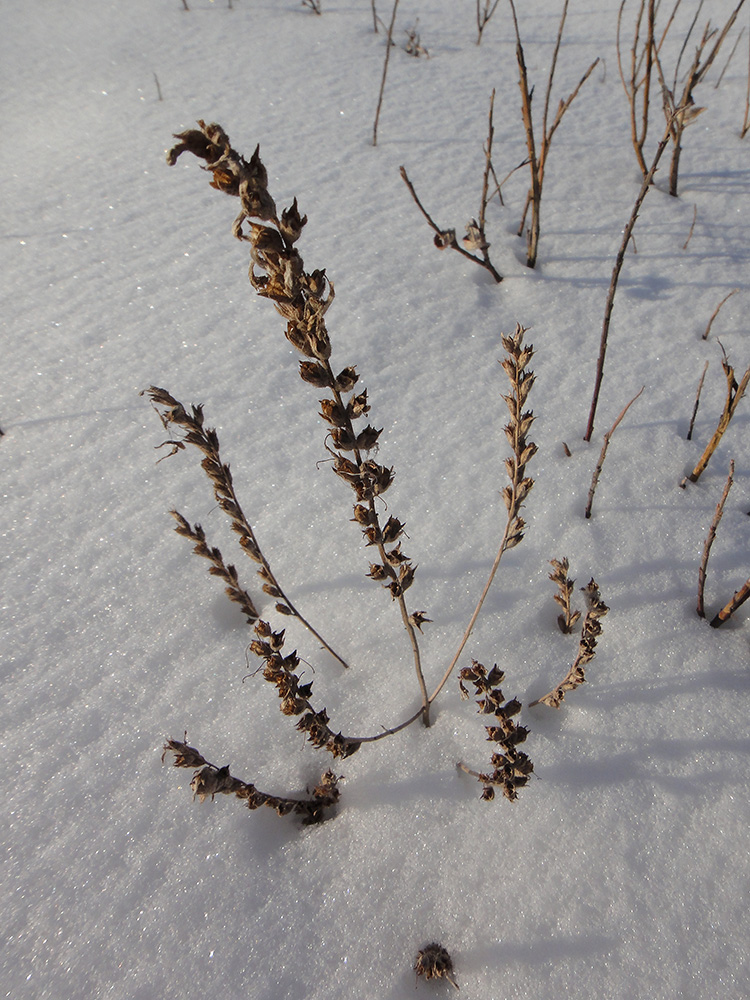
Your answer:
(3, 1), (750, 997)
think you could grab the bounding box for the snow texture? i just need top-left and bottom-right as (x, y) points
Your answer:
(3, 1), (750, 998)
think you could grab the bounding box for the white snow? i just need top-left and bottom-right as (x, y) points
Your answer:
(3, 1), (750, 997)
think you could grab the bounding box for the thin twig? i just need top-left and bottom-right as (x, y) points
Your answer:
(697, 460), (734, 618)
(584, 119), (673, 441)
(682, 203), (697, 249)
(687, 360), (709, 440)
(372, 0), (400, 146)
(585, 387), (644, 518)
(399, 166), (503, 282)
(703, 288), (738, 340)
(684, 345), (750, 484)
(710, 575), (750, 627)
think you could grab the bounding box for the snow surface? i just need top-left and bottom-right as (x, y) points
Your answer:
(3, 1), (750, 997)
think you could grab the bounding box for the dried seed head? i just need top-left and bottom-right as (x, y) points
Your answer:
(414, 943), (458, 989)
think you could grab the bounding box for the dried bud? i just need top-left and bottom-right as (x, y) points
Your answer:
(299, 361), (332, 387)
(279, 197), (307, 243)
(434, 229), (457, 249)
(334, 367), (359, 393)
(414, 944), (458, 989)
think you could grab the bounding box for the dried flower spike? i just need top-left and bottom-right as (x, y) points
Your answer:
(414, 943), (458, 989)
(531, 579), (608, 708)
(549, 557), (581, 634)
(458, 661), (533, 802)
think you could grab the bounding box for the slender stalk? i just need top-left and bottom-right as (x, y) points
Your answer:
(687, 360), (709, 440)
(372, 0), (399, 146)
(584, 119), (673, 441)
(685, 349), (750, 484)
(697, 460), (734, 618)
(710, 576), (750, 627)
(584, 387), (644, 518)
(703, 288), (738, 340)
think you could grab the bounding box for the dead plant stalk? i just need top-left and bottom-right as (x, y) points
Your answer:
(509, 0), (600, 269)
(585, 387), (644, 519)
(584, 117), (674, 441)
(697, 460), (734, 619)
(684, 346), (750, 484)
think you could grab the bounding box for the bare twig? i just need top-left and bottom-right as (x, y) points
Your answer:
(703, 288), (738, 340)
(715, 25), (745, 87)
(743, 26), (750, 136)
(399, 165), (503, 283)
(685, 346), (750, 484)
(476, 0), (502, 45)
(687, 360), (709, 440)
(153, 72), (163, 101)
(530, 580), (609, 708)
(510, 0), (599, 268)
(682, 203), (697, 249)
(584, 119), (673, 441)
(697, 460), (734, 618)
(710, 575), (750, 627)
(372, 0), (400, 146)
(585, 387), (644, 519)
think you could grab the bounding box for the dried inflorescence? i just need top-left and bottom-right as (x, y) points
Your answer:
(249, 621), (361, 759)
(162, 736), (340, 824)
(414, 943), (458, 989)
(166, 120), (429, 717)
(458, 661), (534, 802)
(143, 385), (348, 667)
(531, 579), (609, 708)
(499, 325), (536, 549)
(549, 557), (581, 634)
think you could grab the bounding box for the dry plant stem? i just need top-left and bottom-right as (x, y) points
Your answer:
(685, 349), (750, 483)
(162, 736), (340, 824)
(585, 387), (644, 519)
(710, 575), (750, 627)
(743, 27), (750, 137)
(530, 580), (609, 708)
(682, 203), (697, 249)
(703, 289), (738, 340)
(715, 25), (745, 88)
(653, 0), (747, 196)
(166, 122), (428, 713)
(429, 326), (535, 706)
(510, 0), (599, 268)
(687, 360), (709, 440)
(697, 460), (734, 618)
(476, 0), (501, 45)
(399, 166), (503, 283)
(145, 387), (350, 669)
(549, 557), (581, 633)
(372, 0), (399, 146)
(617, 0), (656, 177)
(584, 120), (673, 441)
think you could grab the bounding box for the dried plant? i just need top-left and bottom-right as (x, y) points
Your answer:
(687, 360), (709, 440)
(372, 0), (400, 146)
(142, 385), (349, 669)
(153, 121), (538, 819)
(162, 736), (340, 824)
(530, 580), (608, 709)
(743, 25), (750, 137)
(584, 117), (675, 441)
(508, 0), (600, 269)
(400, 91), (503, 283)
(703, 289), (738, 341)
(403, 21), (428, 58)
(584, 386), (644, 519)
(651, 0), (746, 196)
(476, 0), (502, 45)
(302, 0), (322, 13)
(618, 0), (746, 190)
(414, 943), (459, 989)
(710, 575), (750, 628)
(457, 661), (534, 802)
(549, 558), (581, 634)
(697, 460), (734, 619)
(683, 344), (750, 485)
